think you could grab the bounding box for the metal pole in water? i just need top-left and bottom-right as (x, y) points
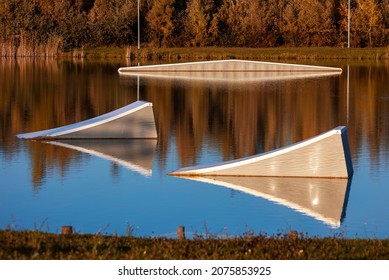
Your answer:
(137, 75), (140, 101)
(138, 0), (140, 50)
(347, 65), (350, 125)
(348, 0), (350, 48)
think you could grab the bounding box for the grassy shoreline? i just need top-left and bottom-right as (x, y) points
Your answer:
(1, 229), (388, 260)
(65, 46), (389, 61)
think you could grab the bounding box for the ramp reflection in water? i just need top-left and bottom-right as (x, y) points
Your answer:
(44, 139), (157, 177)
(175, 175), (351, 228)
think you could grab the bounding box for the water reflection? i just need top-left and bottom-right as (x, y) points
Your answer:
(174, 176), (351, 228)
(1, 58), (389, 237)
(0, 58), (131, 145)
(2, 58), (389, 182)
(141, 74), (347, 168)
(44, 140), (157, 177)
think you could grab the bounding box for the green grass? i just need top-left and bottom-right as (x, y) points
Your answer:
(65, 46), (389, 61)
(1, 230), (388, 260)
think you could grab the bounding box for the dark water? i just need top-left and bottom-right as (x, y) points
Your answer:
(1, 58), (389, 238)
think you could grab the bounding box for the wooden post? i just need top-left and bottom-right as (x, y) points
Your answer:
(177, 226), (185, 240)
(288, 230), (298, 240)
(62, 226), (73, 235)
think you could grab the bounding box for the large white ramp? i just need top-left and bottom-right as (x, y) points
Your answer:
(118, 60), (342, 82)
(170, 126), (353, 178)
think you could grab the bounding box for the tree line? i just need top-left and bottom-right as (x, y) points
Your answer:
(0, 0), (389, 56)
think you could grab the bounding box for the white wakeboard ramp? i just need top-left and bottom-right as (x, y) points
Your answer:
(118, 59), (342, 82)
(170, 126), (353, 178)
(17, 101), (157, 139)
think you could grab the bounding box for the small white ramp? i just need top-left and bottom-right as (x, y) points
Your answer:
(17, 101), (157, 139)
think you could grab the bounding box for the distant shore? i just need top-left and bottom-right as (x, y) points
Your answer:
(61, 47), (389, 61)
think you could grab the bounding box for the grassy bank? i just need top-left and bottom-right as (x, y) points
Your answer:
(65, 46), (389, 61)
(1, 230), (388, 260)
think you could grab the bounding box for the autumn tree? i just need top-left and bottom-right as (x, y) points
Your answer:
(88, 0), (136, 47)
(337, 0), (350, 47)
(0, 1), (9, 41)
(352, 0), (384, 47)
(305, 0), (337, 46)
(184, 0), (215, 46)
(281, 0), (336, 47)
(47, 0), (88, 50)
(382, 0), (389, 45)
(211, 0), (252, 46)
(240, 0), (284, 47)
(145, 0), (175, 47)
(2, 0), (389, 54)
(0, 0), (54, 54)
(280, 0), (300, 46)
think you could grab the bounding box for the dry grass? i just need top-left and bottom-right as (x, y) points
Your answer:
(66, 46), (389, 61)
(3, 45), (388, 60)
(1, 230), (388, 260)
(0, 36), (61, 57)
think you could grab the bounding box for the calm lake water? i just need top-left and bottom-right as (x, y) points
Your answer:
(1, 58), (389, 238)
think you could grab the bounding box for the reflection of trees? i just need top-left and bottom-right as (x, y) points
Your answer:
(145, 65), (389, 173)
(27, 141), (81, 188)
(1, 59), (133, 142)
(145, 76), (345, 170)
(347, 64), (389, 171)
(0, 59), (135, 187)
(1, 60), (389, 186)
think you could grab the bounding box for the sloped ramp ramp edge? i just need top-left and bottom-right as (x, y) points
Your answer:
(170, 126), (353, 178)
(17, 101), (157, 140)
